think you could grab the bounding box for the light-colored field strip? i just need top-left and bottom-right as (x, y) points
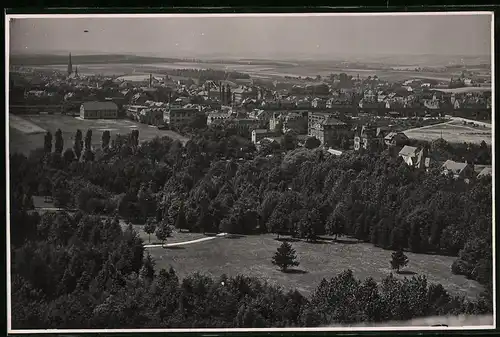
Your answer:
(9, 115), (47, 134)
(403, 117), (492, 145)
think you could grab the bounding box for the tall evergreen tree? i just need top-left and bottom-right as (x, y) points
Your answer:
(272, 241), (300, 272)
(175, 204), (188, 232)
(73, 129), (83, 160)
(44, 131), (53, 153)
(101, 130), (111, 150)
(54, 129), (64, 154)
(139, 252), (155, 281)
(84, 129), (93, 151)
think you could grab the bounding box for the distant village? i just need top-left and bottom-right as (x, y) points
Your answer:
(10, 53), (492, 181)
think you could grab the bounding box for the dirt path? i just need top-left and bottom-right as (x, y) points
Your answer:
(144, 233), (228, 248)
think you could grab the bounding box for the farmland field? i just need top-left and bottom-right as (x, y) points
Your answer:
(30, 62), (462, 82)
(404, 119), (492, 145)
(8, 115), (189, 155)
(146, 233), (483, 300)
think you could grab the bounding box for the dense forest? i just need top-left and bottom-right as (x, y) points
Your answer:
(10, 124), (493, 329)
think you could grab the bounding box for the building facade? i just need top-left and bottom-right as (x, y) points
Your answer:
(308, 112), (349, 147)
(80, 101), (118, 119)
(163, 107), (201, 126)
(251, 129), (277, 144)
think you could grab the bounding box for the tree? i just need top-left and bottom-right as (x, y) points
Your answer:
(272, 241), (300, 272)
(101, 130), (111, 150)
(175, 204), (189, 232)
(390, 250), (409, 273)
(73, 129), (83, 160)
(304, 136), (321, 150)
(139, 252), (155, 281)
(84, 129), (93, 151)
(155, 224), (168, 247)
(281, 131), (298, 151)
(298, 208), (322, 242)
(143, 219), (157, 243)
(44, 131), (53, 153)
(131, 130), (139, 147)
(63, 148), (75, 163)
(54, 129), (64, 154)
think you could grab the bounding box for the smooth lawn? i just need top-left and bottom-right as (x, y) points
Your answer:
(147, 234), (484, 300)
(9, 115), (188, 155)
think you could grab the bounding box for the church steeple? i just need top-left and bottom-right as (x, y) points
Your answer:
(68, 53), (73, 75)
(75, 66), (78, 77)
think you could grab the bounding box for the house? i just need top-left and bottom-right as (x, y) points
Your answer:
(232, 87), (257, 104)
(441, 160), (474, 179)
(384, 132), (409, 147)
(269, 112), (284, 131)
(477, 167), (492, 179)
(414, 147), (431, 170)
(311, 98), (326, 109)
(207, 112), (230, 126)
(398, 145), (420, 166)
(308, 114), (349, 147)
(163, 107), (201, 126)
(327, 148), (343, 156)
(354, 125), (387, 151)
(251, 129), (277, 144)
(231, 118), (260, 129)
(80, 101), (118, 119)
(283, 112), (307, 134)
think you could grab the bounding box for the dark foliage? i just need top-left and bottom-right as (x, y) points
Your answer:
(9, 125), (492, 329)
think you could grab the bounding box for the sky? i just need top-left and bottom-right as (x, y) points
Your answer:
(8, 14), (492, 59)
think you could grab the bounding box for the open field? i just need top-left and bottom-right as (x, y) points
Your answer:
(8, 115), (189, 156)
(146, 233), (483, 300)
(9, 114), (47, 134)
(404, 120), (492, 145)
(431, 87), (492, 94)
(29, 62), (464, 82)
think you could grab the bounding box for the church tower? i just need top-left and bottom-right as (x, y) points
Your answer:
(67, 53), (73, 76)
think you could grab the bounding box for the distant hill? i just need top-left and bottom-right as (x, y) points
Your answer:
(9, 54), (186, 66)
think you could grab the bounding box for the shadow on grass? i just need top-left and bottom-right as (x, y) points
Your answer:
(397, 270), (417, 275)
(332, 239), (361, 245)
(283, 268), (309, 274)
(306, 239), (332, 244)
(275, 237), (301, 243)
(224, 234), (245, 239)
(163, 246), (186, 250)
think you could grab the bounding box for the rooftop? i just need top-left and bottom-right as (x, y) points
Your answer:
(81, 101), (118, 111)
(441, 160), (469, 173)
(399, 145), (419, 157)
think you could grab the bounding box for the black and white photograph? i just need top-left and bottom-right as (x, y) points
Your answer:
(6, 12), (495, 332)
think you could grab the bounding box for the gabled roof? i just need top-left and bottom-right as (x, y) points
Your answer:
(327, 148), (343, 156)
(441, 160), (469, 174)
(384, 132), (397, 140)
(81, 101), (118, 111)
(399, 145), (419, 157)
(477, 167), (492, 178)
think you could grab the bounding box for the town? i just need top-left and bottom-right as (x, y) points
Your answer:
(10, 52), (492, 179)
(8, 13), (493, 332)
